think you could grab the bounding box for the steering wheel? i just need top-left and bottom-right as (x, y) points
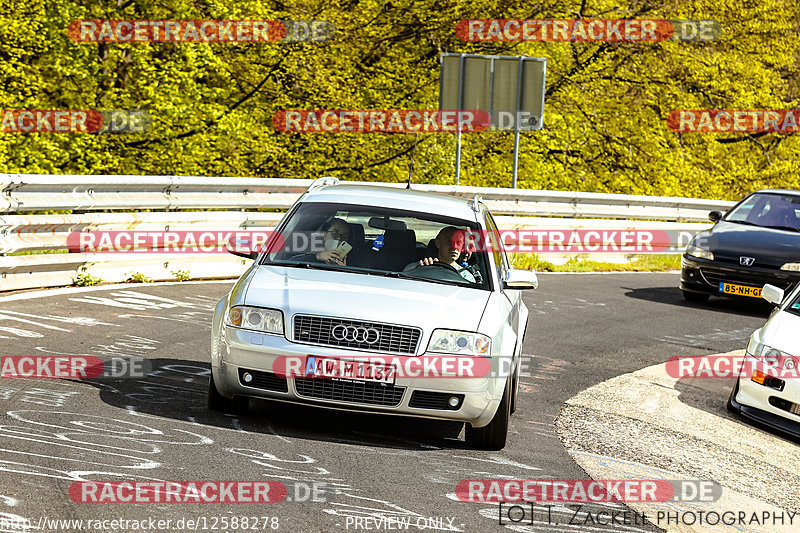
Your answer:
(422, 261), (462, 274)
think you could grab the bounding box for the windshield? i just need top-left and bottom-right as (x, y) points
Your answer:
(260, 202), (490, 290)
(725, 192), (800, 230)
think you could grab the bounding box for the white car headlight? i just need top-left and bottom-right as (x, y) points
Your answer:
(428, 329), (490, 356)
(780, 262), (800, 271)
(226, 306), (283, 335)
(747, 338), (789, 366)
(686, 244), (714, 261)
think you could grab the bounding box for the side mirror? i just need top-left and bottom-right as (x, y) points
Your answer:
(761, 284), (784, 306)
(228, 249), (258, 260)
(708, 211), (722, 223)
(502, 269), (538, 290)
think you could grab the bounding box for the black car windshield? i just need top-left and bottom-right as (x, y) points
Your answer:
(260, 202), (491, 290)
(725, 192), (800, 230)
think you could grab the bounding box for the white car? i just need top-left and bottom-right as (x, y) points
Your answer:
(728, 283), (800, 438)
(209, 178), (538, 449)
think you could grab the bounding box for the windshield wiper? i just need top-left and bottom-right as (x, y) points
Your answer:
(381, 270), (473, 287)
(267, 261), (368, 274)
(726, 220), (760, 227)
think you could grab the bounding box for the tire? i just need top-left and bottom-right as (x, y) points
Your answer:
(467, 379), (511, 450)
(207, 372), (248, 413)
(682, 290), (710, 303)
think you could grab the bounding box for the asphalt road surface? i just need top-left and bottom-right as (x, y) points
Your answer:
(0, 273), (773, 533)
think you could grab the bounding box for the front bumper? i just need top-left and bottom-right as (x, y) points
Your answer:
(680, 255), (800, 296)
(730, 354), (800, 439)
(211, 326), (506, 428)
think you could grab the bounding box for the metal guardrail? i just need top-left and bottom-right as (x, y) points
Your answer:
(1, 174), (734, 220)
(0, 174), (729, 292)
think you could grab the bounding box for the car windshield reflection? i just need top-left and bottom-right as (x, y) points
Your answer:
(726, 193), (800, 231)
(261, 202), (490, 290)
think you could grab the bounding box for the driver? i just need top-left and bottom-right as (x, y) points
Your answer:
(410, 226), (476, 283)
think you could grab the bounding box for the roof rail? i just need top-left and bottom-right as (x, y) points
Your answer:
(471, 194), (482, 212)
(307, 176), (339, 192)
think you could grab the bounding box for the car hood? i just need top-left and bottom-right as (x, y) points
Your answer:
(244, 265), (491, 331)
(762, 309), (800, 355)
(707, 221), (800, 266)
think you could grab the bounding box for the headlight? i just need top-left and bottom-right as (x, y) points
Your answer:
(747, 338), (789, 366)
(686, 244), (714, 261)
(428, 329), (490, 356)
(780, 263), (800, 271)
(226, 305), (283, 335)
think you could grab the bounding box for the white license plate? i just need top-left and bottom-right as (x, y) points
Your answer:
(304, 356), (396, 385)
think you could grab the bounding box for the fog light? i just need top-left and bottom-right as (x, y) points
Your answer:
(243, 372), (253, 383)
(448, 396), (460, 408)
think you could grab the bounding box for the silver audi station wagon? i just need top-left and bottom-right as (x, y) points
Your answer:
(209, 178), (537, 449)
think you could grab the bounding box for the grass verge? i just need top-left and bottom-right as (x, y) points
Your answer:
(510, 253), (681, 272)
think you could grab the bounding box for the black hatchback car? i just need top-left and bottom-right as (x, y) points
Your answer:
(681, 189), (800, 302)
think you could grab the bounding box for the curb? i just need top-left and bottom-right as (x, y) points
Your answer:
(555, 351), (800, 532)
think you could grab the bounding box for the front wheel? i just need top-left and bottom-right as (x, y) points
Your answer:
(208, 372), (249, 413)
(467, 380), (511, 450)
(682, 290), (710, 303)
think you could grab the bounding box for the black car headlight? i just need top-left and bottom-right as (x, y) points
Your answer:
(686, 244), (714, 261)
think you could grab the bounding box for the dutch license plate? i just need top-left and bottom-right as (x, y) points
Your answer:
(718, 282), (762, 298)
(304, 356), (396, 385)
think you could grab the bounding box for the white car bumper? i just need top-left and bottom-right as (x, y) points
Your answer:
(732, 353), (800, 437)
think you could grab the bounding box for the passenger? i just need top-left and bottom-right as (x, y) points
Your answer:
(291, 218), (353, 266)
(413, 226), (476, 283)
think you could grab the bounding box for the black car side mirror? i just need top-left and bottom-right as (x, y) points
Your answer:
(708, 211), (722, 223)
(228, 249), (258, 260)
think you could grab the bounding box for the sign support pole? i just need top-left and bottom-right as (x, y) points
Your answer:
(512, 56), (524, 189)
(455, 54), (465, 186)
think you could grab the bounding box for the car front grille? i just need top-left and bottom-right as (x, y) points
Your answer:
(294, 378), (405, 406)
(699, 267), (795, 291)
(293, 315), (420, 354)
(769, 396), (800, 416)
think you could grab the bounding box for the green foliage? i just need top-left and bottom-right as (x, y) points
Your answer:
(1, 0), (799, 198)
(74, 271), (103, 286)
(8, 249), (69, 256)
(171, 269), (192, 281)
(126, 272), (153, 283)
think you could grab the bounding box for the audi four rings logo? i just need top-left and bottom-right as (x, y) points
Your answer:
(331, 324), (380, 344)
